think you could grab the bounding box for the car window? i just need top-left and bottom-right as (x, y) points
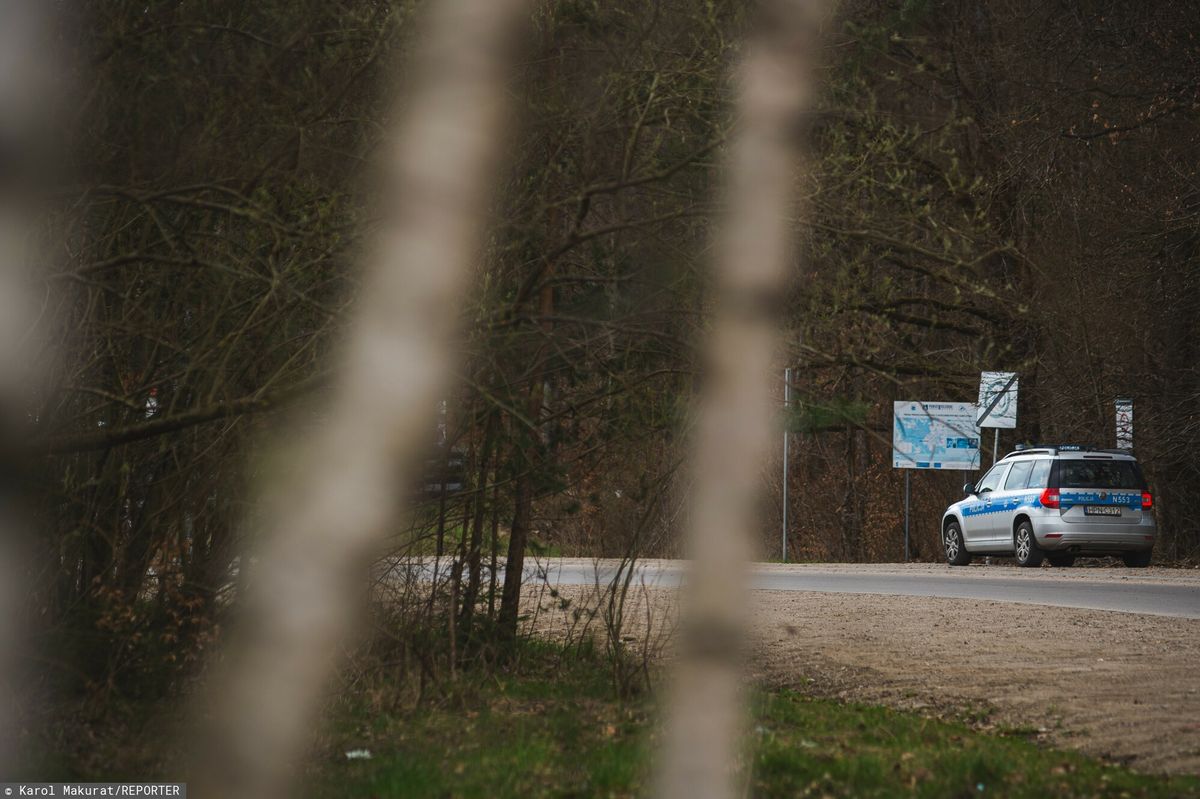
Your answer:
(1004, 460), (1034, 490)
(976, 464), (1007, 493)
(1027, 459), (1052, 489)
(1057, 460), (1141, 489)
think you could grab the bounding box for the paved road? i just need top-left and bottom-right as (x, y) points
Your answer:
(525, 560), (1200, 619)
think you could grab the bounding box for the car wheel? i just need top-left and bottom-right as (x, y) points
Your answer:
(1047, 553), (1075, 567)
(943, 521), (971, 566)
(1121, 549), (1152, 568)
(1013, 521), (1044, 567)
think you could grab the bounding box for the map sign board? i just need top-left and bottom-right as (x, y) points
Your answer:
(893, 401), (981, 470)
(976, 371), (1018, 429)
(1115, 398), (1133, 449)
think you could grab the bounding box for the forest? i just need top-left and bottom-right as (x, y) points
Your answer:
(3, 0), (1199, 794)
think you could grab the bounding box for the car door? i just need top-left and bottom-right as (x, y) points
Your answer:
(992, 459), (1035, 543)
(962, 463), (1008, 546)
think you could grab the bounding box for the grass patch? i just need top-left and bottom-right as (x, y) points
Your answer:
(314, 644), (1200, 798)
(752, 691), (1198, 797)
(311, 642), (649, 798)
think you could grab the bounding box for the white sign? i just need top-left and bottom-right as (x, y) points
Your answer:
(893, 401), (981, 470)
(1115, 398), (1133, 450)
(976, 371), (1018, 429)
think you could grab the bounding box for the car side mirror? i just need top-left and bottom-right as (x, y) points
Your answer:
(962, 482), (975, 497)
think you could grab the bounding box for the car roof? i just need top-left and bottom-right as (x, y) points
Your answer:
(999, 446), (1137, 462)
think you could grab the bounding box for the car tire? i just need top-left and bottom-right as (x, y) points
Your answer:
(1047, 553), (1075, 567)
(1121, 549), (1152, 568)
(1013, 521), (1044, 567)
(943, 521), (971, 566)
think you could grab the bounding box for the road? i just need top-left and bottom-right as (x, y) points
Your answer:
(526, 559), (1200, 619)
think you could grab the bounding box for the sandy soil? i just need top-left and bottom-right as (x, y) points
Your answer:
(749, 590), (1200, 775)
(524, 563), (1200, 775)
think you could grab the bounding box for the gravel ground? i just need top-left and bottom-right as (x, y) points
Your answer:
(750, 589), (1200, 775)
(524, 561), (1200, 775)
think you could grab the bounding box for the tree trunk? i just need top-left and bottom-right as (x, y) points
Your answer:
(448, 494), (469, 675)
(188, 1), (531, 794)
(435, 451), (450, 557)
(497, 425), (538, 640)
(459, 409), (498, 634)
(487, 477), (501, 619)
(655, 2), (825, 797)
(497, 205), (559, 640)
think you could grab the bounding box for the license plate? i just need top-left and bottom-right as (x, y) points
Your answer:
(1085, 505), (1122, 516)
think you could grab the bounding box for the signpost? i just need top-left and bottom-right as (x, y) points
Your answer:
(892, 401), (982, 471)
(1115, 398), (1133, 450)
(781, 367), (792, 562)
(892, 401), (981, 560)
(976, 371), (1018, 465)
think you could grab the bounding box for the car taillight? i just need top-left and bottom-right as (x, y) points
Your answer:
(1039, 487), (1060, 509)
(1142, 492), (1153, 510)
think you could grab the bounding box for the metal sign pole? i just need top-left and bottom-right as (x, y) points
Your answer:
(903, 470), (910, 562)
(993, 428), (999, 467)
(781, 367), (791, 562)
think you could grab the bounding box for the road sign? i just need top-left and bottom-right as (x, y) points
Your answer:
(1115, 398), (1133, 449)
(892, 401), (981, 470)
(976, 371), (1018, 429)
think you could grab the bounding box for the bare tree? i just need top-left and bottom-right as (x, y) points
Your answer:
(655, 2), (828, 797)
(188, 2), (530, 796)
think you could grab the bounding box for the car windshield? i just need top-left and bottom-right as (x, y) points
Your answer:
(1056, 460), (1141, 490)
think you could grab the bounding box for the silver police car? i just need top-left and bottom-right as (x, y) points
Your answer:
(941, 445), (1156, 568)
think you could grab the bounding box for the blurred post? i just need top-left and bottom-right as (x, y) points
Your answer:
(189, 1), (529, 796)
(655, 2), (826, 797)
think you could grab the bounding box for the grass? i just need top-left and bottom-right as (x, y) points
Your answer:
(311, 644), (646, 798)
(312, 644), (1200, 799)
(752, 692), (1198, 798)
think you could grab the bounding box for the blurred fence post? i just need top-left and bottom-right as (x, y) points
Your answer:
(188, 2), (530, 797)
(655, 2), (827, 797)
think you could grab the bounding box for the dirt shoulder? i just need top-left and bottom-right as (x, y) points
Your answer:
(526, 565), (1200, 775)
(749, 589), (1200, 775)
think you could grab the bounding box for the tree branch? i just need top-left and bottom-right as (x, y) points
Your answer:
(40, 373), (328, 455)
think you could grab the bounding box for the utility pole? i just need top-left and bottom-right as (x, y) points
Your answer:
(782, 367), (791, 562)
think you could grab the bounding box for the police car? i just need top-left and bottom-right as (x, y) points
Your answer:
(941, 445), (1156, 568)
